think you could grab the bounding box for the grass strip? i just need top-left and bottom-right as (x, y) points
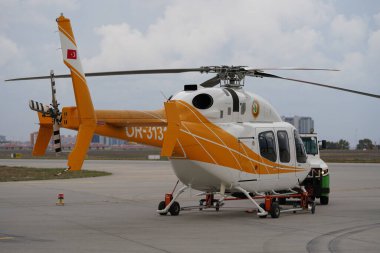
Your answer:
(0, 166), (111, 182)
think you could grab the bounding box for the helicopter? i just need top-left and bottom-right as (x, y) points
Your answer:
(6, 15), (380, 218)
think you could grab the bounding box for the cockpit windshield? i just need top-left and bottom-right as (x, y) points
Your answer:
(301, 136), (318, 155)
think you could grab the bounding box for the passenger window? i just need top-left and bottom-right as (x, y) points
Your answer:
(258, 131), (277, 162)
(277, 131), (290, 163)
(240, 103), (246, 115)
(294, 130), (307, 163)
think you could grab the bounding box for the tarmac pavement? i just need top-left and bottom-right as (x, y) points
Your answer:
(0, 159), (379, 253)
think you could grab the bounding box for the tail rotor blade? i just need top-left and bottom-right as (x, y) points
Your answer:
(53, 122), (62, 153)
(29, 100), (51, 114)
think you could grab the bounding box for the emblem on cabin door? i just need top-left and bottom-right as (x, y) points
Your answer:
(252, 100), (260, 118)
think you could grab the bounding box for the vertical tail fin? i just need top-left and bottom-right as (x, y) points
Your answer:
(57, 14), (96, 170)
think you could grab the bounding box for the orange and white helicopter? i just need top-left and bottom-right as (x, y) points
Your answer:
(6, 15), (380, 218)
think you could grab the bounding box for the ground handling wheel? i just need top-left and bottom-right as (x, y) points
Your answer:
(258, 203), (267, 218)
(158, 201), (167, 216)
(311, 201), (316, 214)
(169, 201), (180, 216)
(199, 199), (204, 211)
(320, 196), (329, 205)
(215, 201), (220, 212)
(270, 202), (281, 218)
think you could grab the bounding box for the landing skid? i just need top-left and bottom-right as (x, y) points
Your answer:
(157, 184), (316, 218)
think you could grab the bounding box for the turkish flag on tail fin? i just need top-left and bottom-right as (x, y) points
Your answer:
(67, 49), (77, 59)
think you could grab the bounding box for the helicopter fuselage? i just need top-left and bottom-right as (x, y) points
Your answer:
(167, 87), (310, 193)
(59, 86), (310, 194)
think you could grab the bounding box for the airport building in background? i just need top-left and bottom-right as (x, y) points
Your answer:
(282, 116), (314, 134)
(91, 135), (126, 146)
(30, 132), (38, 147)
(29, 133), (126, 149)
(0, 135), (6, 143)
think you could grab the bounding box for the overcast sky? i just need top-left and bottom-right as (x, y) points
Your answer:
(1, 0), (379, 148)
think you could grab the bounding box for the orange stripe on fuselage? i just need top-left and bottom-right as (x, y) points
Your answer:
(170, 100), (303, 175)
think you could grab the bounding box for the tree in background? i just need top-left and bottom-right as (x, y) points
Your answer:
(326, 139), (350, 149)
(356, 139), (374, 150)
(337, 139), (350, 149)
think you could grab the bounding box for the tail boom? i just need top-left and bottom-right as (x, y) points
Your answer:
(61, 107), (168, 148)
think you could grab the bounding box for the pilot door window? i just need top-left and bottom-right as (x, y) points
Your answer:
(277, 131), (291, 163)
(258, 131), (277, 162)
(294, 130), (307, 163)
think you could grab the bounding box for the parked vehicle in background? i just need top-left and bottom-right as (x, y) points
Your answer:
(300, 132), (330, 205)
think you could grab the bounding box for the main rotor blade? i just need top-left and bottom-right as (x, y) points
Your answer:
(5, 68), (208, 82)
(85, 68), (207, 77)
(200, 75), (220, 87)
(254, 72), (380, 99)
(246, 67), (340, 71)
(5, 74), (71, 81)
(5, 66), (338, 82)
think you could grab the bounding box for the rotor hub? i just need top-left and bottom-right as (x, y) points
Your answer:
(200, 66), (248, 87)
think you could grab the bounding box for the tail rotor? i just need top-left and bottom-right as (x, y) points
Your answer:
(29, 70), (62, 153)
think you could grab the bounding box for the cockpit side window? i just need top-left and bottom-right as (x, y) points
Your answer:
(294, 130), (307, 163)
(259, 131), (277, 162)
(277, 131), (290, 163)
